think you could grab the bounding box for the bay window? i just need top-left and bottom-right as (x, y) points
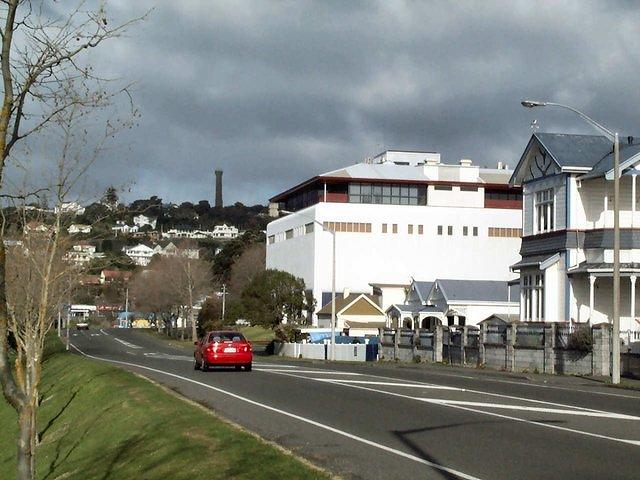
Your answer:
(535, 188), (554, 233)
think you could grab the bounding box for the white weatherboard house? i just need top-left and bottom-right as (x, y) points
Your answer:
(266, 150), (523, 325)
(123, 243), (156, 266)
(387, 278), (519, 329)
(509, 132), (640, 343)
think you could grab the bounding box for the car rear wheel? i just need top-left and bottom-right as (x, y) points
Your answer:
(201, 360), (208, 372)
(193, 359), (200, 370)
(235, 365), (242, 371)
(244, 363), (252, 372)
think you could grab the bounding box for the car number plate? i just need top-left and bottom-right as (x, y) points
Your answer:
(223, 347), (236, 353)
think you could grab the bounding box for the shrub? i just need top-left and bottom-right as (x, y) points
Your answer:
(567, 327), (593, 351)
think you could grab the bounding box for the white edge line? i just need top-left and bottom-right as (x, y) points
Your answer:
(100, 328), (110, 336)
(69, 343), (482, 480)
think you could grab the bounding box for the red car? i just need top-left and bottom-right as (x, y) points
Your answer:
(194, 331), (252, 371)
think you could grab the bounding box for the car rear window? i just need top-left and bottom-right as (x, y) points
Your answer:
(210, 332), (246, 343)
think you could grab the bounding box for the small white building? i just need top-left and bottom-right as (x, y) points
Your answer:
(112, 221), (139, 236)
(155, 241), (200, 259)
(386, 278), (519, 329)
(133, 214), (157, 229)
(55, 202), (85, 216)
(212, 224), (239, 239)
(316, 292), (386, 336)
(123, 243), (156, 266)
(68, 224), (92, 235)
(509, 132), (640, 346)
(66, 243), (104, 266)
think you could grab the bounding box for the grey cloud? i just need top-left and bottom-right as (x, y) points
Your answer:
(14, 0), (640, 206)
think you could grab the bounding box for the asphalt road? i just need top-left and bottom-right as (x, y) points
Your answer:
(70, 328), (640, 480)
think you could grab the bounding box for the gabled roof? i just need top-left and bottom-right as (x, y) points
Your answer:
(410, 280), (434, 303)
(431, 279), (518, 303)
(512, 132), (640, 185)
(316, 293), (383, 316)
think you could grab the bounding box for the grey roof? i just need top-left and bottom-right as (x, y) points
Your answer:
(387, 304), (440, 314)
(510, 254), (556, 271)
(435, 279), (519, 303)
(581, 142), (640, 179)
(568, 262), (640, 274)
(534, 133), (613, 169)
(412, 281), (434, 302)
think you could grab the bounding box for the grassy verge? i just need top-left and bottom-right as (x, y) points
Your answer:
(142, 325), (275, 347)
(0, 346), (330, 479)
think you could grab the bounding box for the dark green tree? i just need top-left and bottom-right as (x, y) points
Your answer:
(239, 269), (307, 329)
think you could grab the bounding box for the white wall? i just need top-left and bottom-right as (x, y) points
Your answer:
(427, 185), (484, 208)
(267, 202), (521, 325)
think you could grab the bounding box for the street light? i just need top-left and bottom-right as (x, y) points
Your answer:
(521, 100), (621, 384)
(280, 209), (337, 361)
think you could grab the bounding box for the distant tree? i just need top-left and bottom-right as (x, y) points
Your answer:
(102, 186), (119, 210)
(239, 270), (307, 329)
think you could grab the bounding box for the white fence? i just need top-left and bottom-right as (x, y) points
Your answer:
(276, 342), (367, 362)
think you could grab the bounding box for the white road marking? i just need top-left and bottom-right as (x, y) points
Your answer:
(113, 338), (142, 349)
(254, 369), (361, 375)
(419, 399), (640, 421)
(314, 379), (463, 390)
(144, 353), (193, 361)
(100, 329), (110, 336)
(252, 363), (299, 369)
(69, 343), (482, 480)
(266, 370), (640, 447)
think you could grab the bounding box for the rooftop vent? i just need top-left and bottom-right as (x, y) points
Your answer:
(459, 158), (472, 167)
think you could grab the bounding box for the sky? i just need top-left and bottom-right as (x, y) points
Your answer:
(9, 0), (640, 206)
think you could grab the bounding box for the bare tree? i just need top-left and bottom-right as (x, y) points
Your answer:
(228, 242), (265, 299)
(0, 3), (143, 479)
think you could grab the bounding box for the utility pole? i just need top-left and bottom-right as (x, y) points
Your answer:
(66, 303), (70, 351)
(612, 132), (621, 384)
(221, 284), (227, 324)
(125, 286), (130, 328)
(57, 309), (61, 337)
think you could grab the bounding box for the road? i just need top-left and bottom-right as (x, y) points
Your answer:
(70, 328), (640, 480)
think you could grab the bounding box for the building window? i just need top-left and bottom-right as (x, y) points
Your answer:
(418, 225), (423, 235)
(535, 188), (554, 233)
(348, 182), (426, 205)
(460, 186), (478, 192)
(489, 227), (522, 238)
(392, 224), (398, 234)
(447, 226), (453, 236)
(382, 223), (387, 233)
(473, 227), (478, 236)
(305, 223), (314, 234)
(523, 273), (544, 321)
(267, 235), (275, 244)
(437, 225), (443, 235)
(434, 185), (452, 191)
(463, 226), (468, 236)
(285, 229), (293, 240)
(408, 224), (413, 234)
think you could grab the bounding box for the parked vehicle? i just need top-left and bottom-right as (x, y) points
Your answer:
(194, 331), (252, 371)
(76, 321), (89, 331)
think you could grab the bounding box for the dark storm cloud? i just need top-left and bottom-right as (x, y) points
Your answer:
(64, 0), (640, 204)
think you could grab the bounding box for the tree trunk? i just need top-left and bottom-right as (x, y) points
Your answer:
(16, 401), (35, 480)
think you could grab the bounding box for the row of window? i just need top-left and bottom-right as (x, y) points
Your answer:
(323, 221), (372, 233)
(437, 225), (479, 236)
(488, 227), (523, 238)
(534, 188), (554, 234)
(380, 223), (425, 234)
(269, 222), (522, 243)
(348, 182), (427, 206)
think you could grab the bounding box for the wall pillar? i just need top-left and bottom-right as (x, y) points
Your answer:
(544, 323), (556, 374)
(630, 276), (637, 334)
(592, 324), (611, 377)
(461, 326), (468, 365)
(479, 323), (487, 365)
(506, 323), (516, 372)
(589, 275), (596, 324)
(393, 328), (400, 361)
(433, 325), (443, 363)
(633, 175), (637, 228)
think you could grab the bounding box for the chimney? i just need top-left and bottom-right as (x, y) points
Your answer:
(214, 170), (223, 208)
(497, 161), (503, 169)
(425, 153), (441, 166)
(459, 158), (472, 167)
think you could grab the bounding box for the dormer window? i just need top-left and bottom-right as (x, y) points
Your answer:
(534, 188), (554, 234)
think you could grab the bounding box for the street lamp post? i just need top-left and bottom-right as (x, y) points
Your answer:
(280, 210), (337, 361)
(521, 100), (621, 384)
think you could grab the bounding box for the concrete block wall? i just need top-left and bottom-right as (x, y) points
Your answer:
(378, 323), (613, 377)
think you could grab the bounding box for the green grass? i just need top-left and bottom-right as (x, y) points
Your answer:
(0, 347), (330, 480)
(236, 325), (275, 342)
